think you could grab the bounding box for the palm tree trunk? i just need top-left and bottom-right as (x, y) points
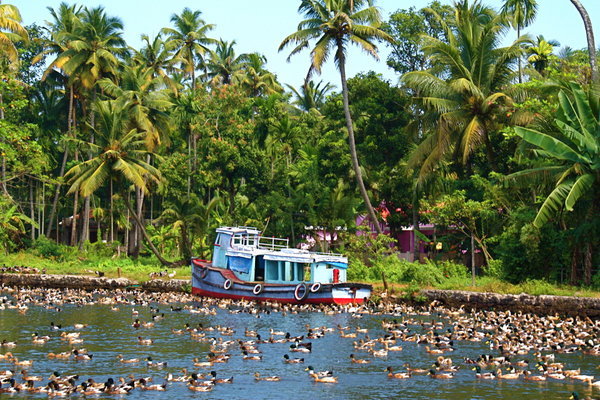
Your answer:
(570, 0), (598, 81)
(30, 179), (35, 240)
(337, 49), (382, 234)
(110, 179), (114, 243)
(70, 151), (79, 246)
(46, 85), (74, 237)
(0, 93), (9, 198)
(79, 196), (90, 249)
(517, 25), (523, 84)
(122, 190), (172, 267)
(412, 185), (420, 262)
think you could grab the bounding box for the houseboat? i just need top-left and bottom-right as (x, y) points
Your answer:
(191, 226), (371, 304)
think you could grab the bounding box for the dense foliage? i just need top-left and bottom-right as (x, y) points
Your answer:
(0, 0), (598, 287)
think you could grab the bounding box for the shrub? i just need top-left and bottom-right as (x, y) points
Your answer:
(483, 259), (504, 278)
(347, 259), (370, 281)
(31, 236), (71, 260)
(434, 260), (468, 279)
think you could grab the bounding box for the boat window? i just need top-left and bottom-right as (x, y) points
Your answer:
(217, 233), (231, 247)
(265, 260), (278, 280)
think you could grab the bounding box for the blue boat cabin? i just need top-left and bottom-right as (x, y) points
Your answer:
(212, 227), (347, 285)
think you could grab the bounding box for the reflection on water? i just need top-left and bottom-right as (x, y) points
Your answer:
(0, 289), (597, 400)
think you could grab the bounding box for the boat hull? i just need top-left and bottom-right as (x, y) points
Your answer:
(191, 260), (371, 305)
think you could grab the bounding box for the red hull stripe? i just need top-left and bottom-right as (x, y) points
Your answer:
(191, 287), (365, 305)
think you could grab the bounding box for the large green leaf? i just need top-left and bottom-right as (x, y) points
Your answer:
(533, 180), (573, 228)
(564, 173), (594, 211)
(515, 127), (591, 164)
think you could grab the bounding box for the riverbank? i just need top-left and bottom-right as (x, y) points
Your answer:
(2, 272), (600, 318)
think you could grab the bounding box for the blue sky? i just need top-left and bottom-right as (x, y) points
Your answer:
(11, 0), (600, 90)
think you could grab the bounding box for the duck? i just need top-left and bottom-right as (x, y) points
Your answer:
(254, 372), (281, 382)
(290, 344), (311, 353)
(428, 369), (454, 379)
(78, 382), (102, 395)
(350, 354), (370, 364)
(192, 358), (213, 367)
(305, 366), (334, 377)
(146, 357), (167, 368)
(137, 337), (154, 345)
(386, 367), (410, 379)
(209, 371), (233, 384)
(283, 354), (304, 364)
(187, 379), (213, 392)
(403, 363), (429, 374)
(21, 369), (42, 381)
(523, 370), (546, 381)
(308, 371), (338, 383)
(1, 340), (16, 348)
(496, 368), (520, 380)
(242, 351), (262, 361)
(117, 354), (139, 363)
(72, 349), (93, 361)
(472, 366), (496, 379)
(138, 379), (167, 391)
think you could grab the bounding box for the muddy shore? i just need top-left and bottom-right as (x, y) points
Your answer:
(1, 272), (598, 317)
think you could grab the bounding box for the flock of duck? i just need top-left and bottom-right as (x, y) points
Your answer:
(0, 285), (599, 399)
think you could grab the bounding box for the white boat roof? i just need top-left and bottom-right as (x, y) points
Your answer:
(216, 226), (261, 235)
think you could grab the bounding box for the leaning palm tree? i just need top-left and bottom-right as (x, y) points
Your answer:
(162, 8), (216, 90)
(500, 0), (538, 83)
(64, 100), (172, 266)
(279, 0), (393, 234)
(569, 0), (597, 82)
(0, 2), (28, 69)
(402, 0), (527, 180)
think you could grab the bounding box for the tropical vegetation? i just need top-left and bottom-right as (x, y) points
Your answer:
(0, 0), (598, 291)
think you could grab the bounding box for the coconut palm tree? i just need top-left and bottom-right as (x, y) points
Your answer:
(0, 2), (28, 69)
(237, 53), (283, 97)
(36, 2), (83, 238)
(286, 79), (333, 112)
(500, 0), (538, 83)
(206, 39), (248, 86)
(402, 0), (526, 180)
(509, 83), (599, 283)
(131, 33), (179, 92)
(54, 6), (127, 247)
(279, 0), (393, 234)
(526, 35), (559, 76)
(97, 64), (172, 151)
(64, 100), (172, 266)
(162, 8), (216, 90)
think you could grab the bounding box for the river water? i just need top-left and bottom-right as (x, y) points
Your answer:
(0, 288), (598, 399)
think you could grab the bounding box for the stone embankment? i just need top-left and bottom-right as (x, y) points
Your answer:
(420, 289), (600, 318)
(0, 273), (189, 293)
(2, 273), (600, 317)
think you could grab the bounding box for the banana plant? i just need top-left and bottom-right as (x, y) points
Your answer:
(511, 82), (599, 228)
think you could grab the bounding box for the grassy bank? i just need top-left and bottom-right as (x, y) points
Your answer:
(371, 277), (600, 299)
(0, 252), (190, 282)
(2, 247), (599, 299)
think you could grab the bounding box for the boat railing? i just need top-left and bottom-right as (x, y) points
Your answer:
(311, 251), (344, 257)
(258, 236), (290, 250)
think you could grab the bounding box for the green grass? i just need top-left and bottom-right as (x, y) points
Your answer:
(370, 276), (600, 298)
(0, 252), (191, 282)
